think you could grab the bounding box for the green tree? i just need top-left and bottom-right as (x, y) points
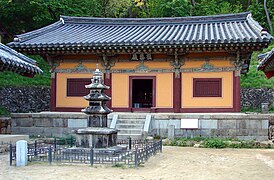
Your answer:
(146, 0), (192, 17)
(193, 0), (243, 16)
(248, 0), (273, 34)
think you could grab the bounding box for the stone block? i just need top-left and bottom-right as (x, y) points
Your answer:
(237, 136), (268, 141)
(16, 140), (28, 167)
(198, 129), (211, 137)
(261, 120), (269, 129)
(12, 127), (45, 135)
(199, 119), (218, 129)
(236, 120), (248, 129)
(249, 129), (268, 136)
(14, 118), (33, 127)
(0, 135), (29, 145)
(248, 120), (262, 129)
(168, 125), (175, 140)
(154, 120), (180, 129)
(219, 129), (229, 136)
(53, 119), (67, 127)
(218, 120), (236, 129)
(68, 119), (87, 128)
(34, 118), (53, 127)
(11, 113), (32, 118)
(237, 129), (249, 136)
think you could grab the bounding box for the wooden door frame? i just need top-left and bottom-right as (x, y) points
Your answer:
(129, 76), (156, 112)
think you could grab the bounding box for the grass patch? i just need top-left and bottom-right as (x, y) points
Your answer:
(241, 42), (274, 89)
(0, 55), (50, 87)
(203, 138), (227, 148)
(112, 163), (126, 168)
(163, 137), (273, 149)
(0, 106), (10, 116)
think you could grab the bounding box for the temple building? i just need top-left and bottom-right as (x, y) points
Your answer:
(0, 43), (42, 77)
(8, 12), (273, 113)
(257, 48), (274, 79)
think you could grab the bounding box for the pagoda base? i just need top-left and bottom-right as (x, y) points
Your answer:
(75, 127), (118, 148)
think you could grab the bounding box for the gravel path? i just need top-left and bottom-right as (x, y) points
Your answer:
(1, 146), (274, 180)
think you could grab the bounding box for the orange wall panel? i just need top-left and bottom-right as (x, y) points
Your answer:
(182, 72), (233, 108)
(56, 73), (91, 108)
(112, 74), (129, 108)
(156, 73), (173, 108)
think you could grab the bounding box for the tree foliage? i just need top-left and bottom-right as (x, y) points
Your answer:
(0, 0), (273, 36)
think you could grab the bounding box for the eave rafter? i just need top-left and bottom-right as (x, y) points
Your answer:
(11, 42), (269, 55)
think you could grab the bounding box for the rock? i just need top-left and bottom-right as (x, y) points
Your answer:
(260, 141), (273, 148)
(193, 144), (201, 148)
(146, 136), (154, 141)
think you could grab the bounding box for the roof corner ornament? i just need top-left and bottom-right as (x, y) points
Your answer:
(260, 28), (268, 38)
(60, 17), (65, 24)
(100, 53), (115, 79)
(13, 37), (20, 42)
(171, 50), (184, 78)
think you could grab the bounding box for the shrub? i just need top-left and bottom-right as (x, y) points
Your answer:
(202, 138), (227, 148)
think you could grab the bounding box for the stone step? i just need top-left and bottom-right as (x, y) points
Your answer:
(118, 119), (145, 124)
(118, 114), (147, 119)
(118, 129), (143, 134)
(116, 124), (144, 129)
(117, 134), (143, 140)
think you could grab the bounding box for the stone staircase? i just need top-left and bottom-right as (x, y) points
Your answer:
(115, 114), (147, 140)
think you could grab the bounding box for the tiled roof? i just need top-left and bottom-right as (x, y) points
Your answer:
(8, 12), (272, 50)
(257, 48), (274, 78)
(0, 43), (42, 77)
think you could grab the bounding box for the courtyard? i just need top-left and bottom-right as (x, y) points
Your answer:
(1, 146), (274, 180)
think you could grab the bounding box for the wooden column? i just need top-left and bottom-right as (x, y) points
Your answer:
(233, 71), (241, 112)
(104, 73), (112, 108)
(50, 72), (56, 111)
(173, 72), (181, 113)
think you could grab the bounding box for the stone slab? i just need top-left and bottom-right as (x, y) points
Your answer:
(261, 120), (269, 129)
(34, 118), (53, 127)
(16, 140), (28, 167)
(53, 118), (67, 127)
(199, 119), (218, 129)
(218, 120), (236, 129)
(68, 119), (87, 128)
(0, 135), (29, 145)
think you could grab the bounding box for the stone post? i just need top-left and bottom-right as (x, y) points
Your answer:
(16, 140), (28, 167)
(168, 125), (175, 140)
(261, 103), (269, 113)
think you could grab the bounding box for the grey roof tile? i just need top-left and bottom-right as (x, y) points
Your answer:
(0, 43), (42, 77)
(8, 12), (273, 50)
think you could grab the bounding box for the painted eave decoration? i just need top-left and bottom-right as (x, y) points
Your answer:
(7, 12), (273, 54)
(0, 43), (43, 77)
(257, 48), (274, 79)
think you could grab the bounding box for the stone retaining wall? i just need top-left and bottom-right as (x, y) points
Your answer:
(150, 113), (272, 141)
(11, 112), (272, 141)
(0, 87), (50, 113)
(11, 112), (112, 137)
(241, 88), (274, 108)
(0, 87), (273, 113)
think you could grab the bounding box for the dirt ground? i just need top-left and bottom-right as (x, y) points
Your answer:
(1, 146), (274, 180)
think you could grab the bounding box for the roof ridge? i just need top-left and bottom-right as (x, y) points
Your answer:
(60, 12), (250, 25)
(14, 21), (63, 43)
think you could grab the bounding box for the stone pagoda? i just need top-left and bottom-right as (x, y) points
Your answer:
(74, 66), (118, 148)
